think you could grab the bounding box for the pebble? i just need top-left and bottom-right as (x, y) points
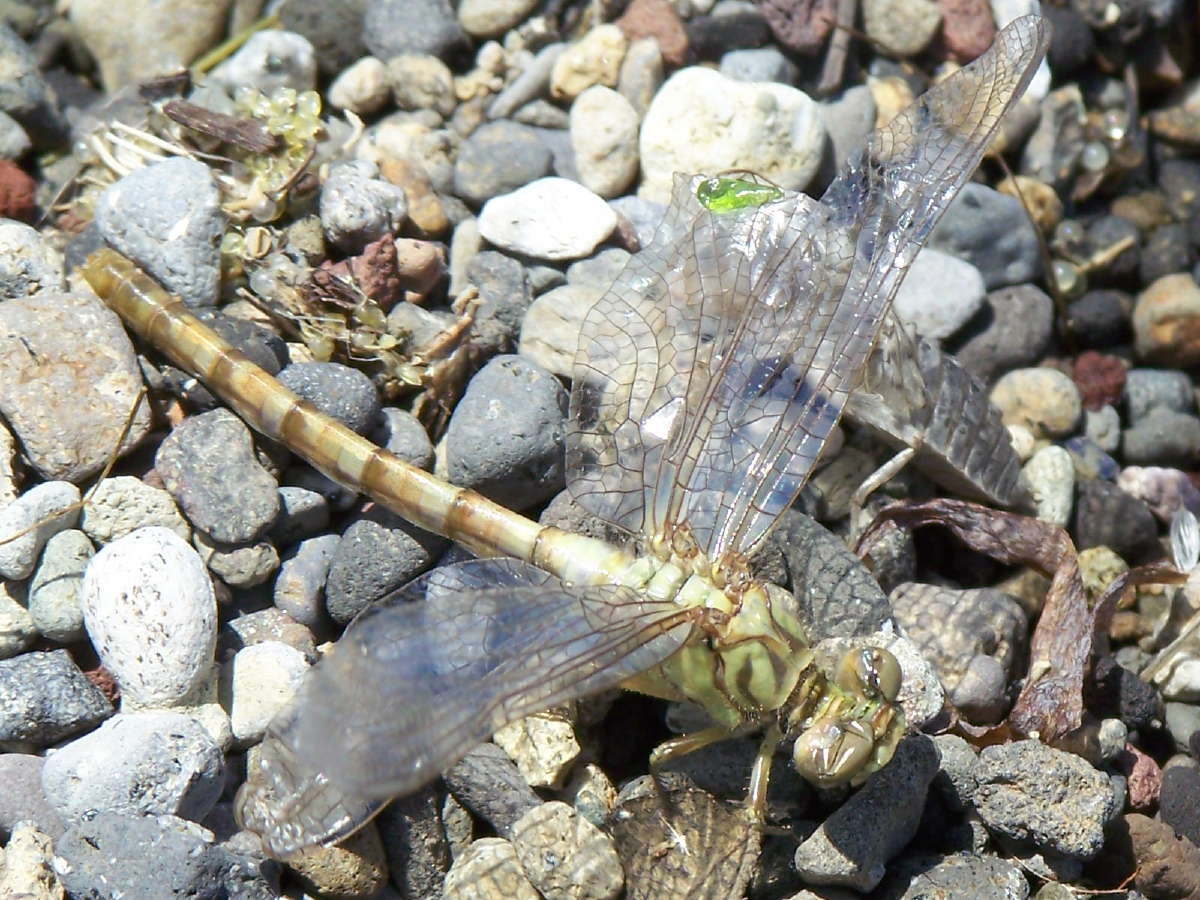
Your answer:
(0, 822), (61, 897)
(154, 409), (280, 545)
(1120, 743), (1161, 813)
(1072, 351), (1126, 411)
(1165, 701), (1200, 753)
(69, 0), (226, 91)
(1158, 659), (1200, 703)
(1071, 479), (1161, 562)
(989, 368), (1082, 439)
(550, 24), (628, 101)
(278, 361), (383, 435)
(617, 0), (688, 68)
(639, 65), (825, 203)
(453, 120), (553, 206)
(1117, 466), (1200, 522)
(890, 583), (1027, 695)
(223, 641), (309, 743)
(458, 0), (538, 37)
(478, 177), (618, 261)
(82, 527), (216, 708)
(324, 507), (444, 624)
(93, 156), (226, 307)
(1022, 445), (1076, 526)
(0, 480), (79, 579)
(928, 183), (1042, 289)
(719, 45), (798, 83)
(973, 740), (1117, 859)
(443, 743), (541, 836)
(443, 354), (569, 510)
(277, 0), (367, 76)
(950, 284), (1054, 383)
(373, 408), (436, 469)
(375, 789), (452, 897)
(1142, 223), (1194, 286)
(327, 56), (390, 117)
(192, 532), (279, 588)
(493, 711), (581, 790)
(616, 36), (664, 118)
(510, 801), (624, 900)
(219, 607), (317, 662)
(269, 485), (330, 548)
(288, 824), (390, 898)
(1123, 407), (1200, 465)
(1159, 765), (1200, 846)
(0, 754), (63, 840)
(1134, 273), (1200, 367)
(793, 736), (940, 892)
(28, 529), (93, 643)
(950, 654), (1009, 724)
(0, 292), (151, 482)
(0, 422), (16, 506)
(208, 29), (317, 96)
(0, 157), (33, 221)
(1077, 545), (1128, 598)
(1062, 435), (1120, 482)
(41, 710), (223, 823)
(1084, 404), (1121, 454)
(996, 174), (1063, 233)
(0, 583), (35, 659)
(862, 0), (942, 57)
(518, 282), (604, 377)
(820, 84), (876, 173)
(273, 533), (340, 627)
(564, 764), (617, 829)
(488, 43), (565, 120)
(1125, 368), (1195, 421)
(80, 475), (191, 545)
(54, 810), (277, 899)
(381, 158), (451, 238)
(569, 86), (640, 199)
(320, 159), (408, 254)
(1065, 289), (1132, 349)
(384, 59), (453, 124)
(1021, 85), (1085, 193)
(363, 0), (466, 61)
(893, 248), (986, 340)
(1090, 655), (1160, 733)
(0, 649), (111, 749)
(444, 837), (540, 899)
(0, 219), (64, 298)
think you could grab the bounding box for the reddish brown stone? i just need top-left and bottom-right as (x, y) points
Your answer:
(1073, 350), (1126, 410)
(616, 0), (688, 68)
(84, 665), (120, 705)
(936, 0), (995, 62)
(1117, 744), (1162, 813)
(758, 0), (837, 56)
(0, 159), (35, 222)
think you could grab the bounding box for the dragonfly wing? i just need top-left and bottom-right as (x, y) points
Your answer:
(572, 15), (1048, 561)
(236, 557), (694, 856)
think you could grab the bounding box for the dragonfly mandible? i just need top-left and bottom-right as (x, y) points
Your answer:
(80, 14), (1050, 860)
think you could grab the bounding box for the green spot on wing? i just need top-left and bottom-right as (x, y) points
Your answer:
(695, 176), (783, 213)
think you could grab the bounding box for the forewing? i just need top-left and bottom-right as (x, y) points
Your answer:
(236, 557), (693, 856)
(570, 16), (1049, 559)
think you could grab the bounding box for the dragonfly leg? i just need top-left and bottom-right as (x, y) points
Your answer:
(851, 444), (918, 537)
(648, 723), (734, 769)
(747, 723), (783, 825)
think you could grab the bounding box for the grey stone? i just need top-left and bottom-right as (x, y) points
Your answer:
(608, 194), (666, 250)
(278, 361), (382, 435)
(510, 801), (623, 900)
(1122, 408), (1200, 466)
(1124, 368), (1195, 422)
(41, 711), (223, 822)
(489, 44), (565, 120)
(324, 507), (444, 623)
(973, 740), (1117, 859)
(0, 108), (30, 159)
(28, 528), (93, 643)
(1084, 404), (1121, 454)
(454, 120), (553, 206)
(94, 157), (226, 307)
(893, 248), (986, 340)
(155, 409), (280, 545)
(930, 734), (978, 814)
(278, 0), (368, 75)
(952, 284), (1055, 384)
(363, 0), (466, 61)
(269, 485), (330, 547)
(465, 250), (533, 355)
(928, 183), (1042, 289)
(208, 29), (317, 96)
(319, 159), (407, 253)
(55, 811), (279, 900)
(0, 754), (64, 841)
(1072, 479), (1160, 562)
(218, 607), (317, 663)
(372, 408), (435, 469)
(719, 46), (799, 83)
(793, 735), (940, 891)
(0, 293), (151, 482)
(0, 220), (64, 298)
(0, 480), (79, 580)
(443, 743), (541, 837)
(273, 533), (340, 628)
(0, 650), (111, 749)
(444, 354), (569, 510)
(0, 582), (35, 659)
(877, 852), (1029, 899)
(80, 476), (191, 545)
(820, 85), (876, 173)
(193, 531), (279, 588)
(376, 789), (452, 899)
(0, 23), (64, 144)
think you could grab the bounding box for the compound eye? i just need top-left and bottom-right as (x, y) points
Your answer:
(792, 718), (875, 787)
(835, 647), (902, 703)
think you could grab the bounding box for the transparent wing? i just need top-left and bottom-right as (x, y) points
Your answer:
(236, 557), (695, 857)
(568, 16), (1049, 560)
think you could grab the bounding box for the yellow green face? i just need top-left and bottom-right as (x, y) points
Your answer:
(695, 175), (783, 213)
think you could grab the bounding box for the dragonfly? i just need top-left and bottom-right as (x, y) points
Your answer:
(80, 15), (1049, 860)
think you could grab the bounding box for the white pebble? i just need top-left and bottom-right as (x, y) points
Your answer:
(224, 641), (309, 743)
(569, 86), (639, 199)
(479, 177), (617, 261)
(1022, 444), (1075, 527)
(0, 481), (80, 580)
(82, 527), (216, 708)
(327, 56), (390, 116)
